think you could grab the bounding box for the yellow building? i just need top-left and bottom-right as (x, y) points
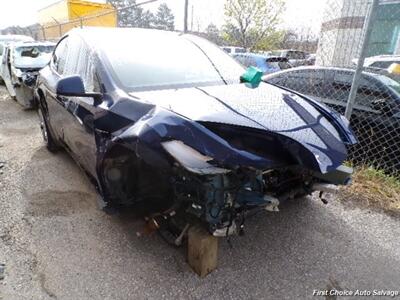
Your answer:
(38, 0), (117, 40)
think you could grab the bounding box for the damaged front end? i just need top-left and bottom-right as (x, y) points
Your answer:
(96, 98), (354, 239)
(11, 42), (55, 108)
(13, 68), (41, 108)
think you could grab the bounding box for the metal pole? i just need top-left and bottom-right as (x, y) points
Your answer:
(190, 5), (193, 31)
(345, 0), (379, 120)
(184, 0), (189, 33)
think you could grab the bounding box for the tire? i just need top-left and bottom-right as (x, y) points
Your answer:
(37, 103), (59, 153)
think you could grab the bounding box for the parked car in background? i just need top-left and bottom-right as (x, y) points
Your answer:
(0, 35), (34, 82)
(221, 46), (246, 55)
(267, 49), (310, 67)
(352, 55), (400, 82)
(36, 28), (355, 239)
(306, 53), (316, 65)
(264, 66), (400, 172)
(233, 53), (292, 74)
(1, 41), (55, 108)
(353, 54), (400, 70)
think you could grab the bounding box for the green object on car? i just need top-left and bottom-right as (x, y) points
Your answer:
(240, 66), (263, 88)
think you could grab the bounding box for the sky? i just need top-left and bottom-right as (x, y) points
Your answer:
(0, 0), (327, 33)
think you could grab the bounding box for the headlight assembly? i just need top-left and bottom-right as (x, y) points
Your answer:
(162, 140), (230, 175)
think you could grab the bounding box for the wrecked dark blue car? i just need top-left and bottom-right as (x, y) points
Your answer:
(36, 28), (356, 238)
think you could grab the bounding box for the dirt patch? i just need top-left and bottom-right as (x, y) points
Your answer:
(26, 190), (94, 217)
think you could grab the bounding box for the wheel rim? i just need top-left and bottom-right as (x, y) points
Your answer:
(38, 108), (48, 143)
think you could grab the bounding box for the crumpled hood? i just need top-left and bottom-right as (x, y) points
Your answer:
(129, 83), (354, 173)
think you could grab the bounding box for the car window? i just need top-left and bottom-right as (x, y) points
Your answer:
(222, 47), (231, 53)
(278, 69), (325, 96)
(370, 61), (396, 69)
(297, 51), (306, 59)
(62, 35), (95, 92)
(235, 55), (249, 67)
(326, 70), (387, 108)
(93, 74), (102, 93)
(53, 37), (69, 75)
(376, 74), (400, 95)
(286, 51), (295, 59)
(235, 48), (245, 54)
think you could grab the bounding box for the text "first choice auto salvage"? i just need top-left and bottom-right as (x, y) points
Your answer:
(313, 289), (399, 297)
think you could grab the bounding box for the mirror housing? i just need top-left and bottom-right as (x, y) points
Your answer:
(56, 75), (102, 105)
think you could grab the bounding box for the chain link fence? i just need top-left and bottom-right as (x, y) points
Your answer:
(2, 0), (400, 176)
(263, 0), (400, 177)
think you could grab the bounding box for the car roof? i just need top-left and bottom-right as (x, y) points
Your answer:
(364, 55), (400, 66)
(0, 35), (34, 42)
(66, 27), (192, 53)
(13, 41), (55, 48)
(235, 52), (267, 58)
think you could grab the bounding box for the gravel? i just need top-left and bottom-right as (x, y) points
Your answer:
(0, 85), (399, 300)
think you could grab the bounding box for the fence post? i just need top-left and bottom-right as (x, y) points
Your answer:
(41, 25), (46, 40)
(345, 0), (379, 120)
(184, 0), (189, 33)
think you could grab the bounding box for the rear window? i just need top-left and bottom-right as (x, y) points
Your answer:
(269, 61), (292, 70)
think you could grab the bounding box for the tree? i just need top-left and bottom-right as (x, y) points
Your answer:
(204, 23), (222, 44)
(107, 0), (154, 28)
(223, 0), (285, 50)
(153, 3), (175, 31)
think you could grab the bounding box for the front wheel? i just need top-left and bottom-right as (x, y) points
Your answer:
(38, 105), (59, 153)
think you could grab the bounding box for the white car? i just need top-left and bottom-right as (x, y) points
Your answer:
(1, 41), (55, 108)
(0, 35), (34, 82)
(352, 55), (400, 70)
(221, 46), (246, 55)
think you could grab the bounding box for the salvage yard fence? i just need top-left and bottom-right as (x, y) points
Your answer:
(3, 0), (400, 177)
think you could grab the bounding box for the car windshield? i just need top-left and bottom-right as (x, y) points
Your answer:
(15, 45), (54, 57)
(376, 74), (400, 95)
(99, 30), (245, 91)
(13, 45), (55, 68)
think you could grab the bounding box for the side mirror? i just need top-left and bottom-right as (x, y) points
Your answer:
(56, 75), (102, 105)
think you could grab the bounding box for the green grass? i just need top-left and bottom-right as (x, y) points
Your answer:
(339, 165), (400, 215)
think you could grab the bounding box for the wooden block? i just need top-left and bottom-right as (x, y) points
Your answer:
(187, 225), (218, 277)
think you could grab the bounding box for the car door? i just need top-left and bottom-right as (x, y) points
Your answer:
(2, 46), (16, 97)
(61, 36), (101, 177)
(44, 36), (70, 141)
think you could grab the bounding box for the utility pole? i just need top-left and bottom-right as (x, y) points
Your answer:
(184, 0), (189, 33)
